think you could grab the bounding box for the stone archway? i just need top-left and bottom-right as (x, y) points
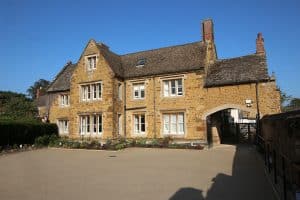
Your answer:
(202, 104), (257, 121)
(202, 104), (257, 145)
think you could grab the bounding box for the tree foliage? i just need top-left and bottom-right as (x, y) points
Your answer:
(283, 98), (300, 112)
(280, 90), (292, 108)
(0, 91), (37, 121)
(27, 79), (50, 99)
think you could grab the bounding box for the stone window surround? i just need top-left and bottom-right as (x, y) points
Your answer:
(159, 74), (186, 98)
(57, 118), (69, 135)
(132, 112), (146, 136)
(79, 81), (102, 102)
(85, 54), (98, 71)
(133, 82), (145, 100)
(160, 109), (186, 138)
(59, 93), (70, 107)
(79, 113), (103, 136)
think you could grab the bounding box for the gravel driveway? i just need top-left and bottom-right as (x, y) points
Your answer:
(0, 145), (276, 200)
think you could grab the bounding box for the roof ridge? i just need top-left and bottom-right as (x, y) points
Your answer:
(120, 41), (203, 57)
(216, 53), (265, 62)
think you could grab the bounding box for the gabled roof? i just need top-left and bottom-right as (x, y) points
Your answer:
(47, 41), (272, 92)
(47, 62), (76, 92)
(97, 43), (124, 78)
(121, 41), (206, 78)
(205, 54), (270, 87)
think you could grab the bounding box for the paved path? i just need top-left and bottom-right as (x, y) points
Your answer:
(0, 145), (276, 200)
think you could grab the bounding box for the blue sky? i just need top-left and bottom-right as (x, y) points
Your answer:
(0, 0), (299, 97)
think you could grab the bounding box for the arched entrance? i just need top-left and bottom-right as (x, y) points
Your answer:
(202, 104), (257, 145)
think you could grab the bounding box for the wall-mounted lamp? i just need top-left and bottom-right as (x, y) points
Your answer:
(245, 99), (253, 107)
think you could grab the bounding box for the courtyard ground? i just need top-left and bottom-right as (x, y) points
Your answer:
(0, 145), (276, 200)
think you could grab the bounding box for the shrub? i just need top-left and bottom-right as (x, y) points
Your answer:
(0, 121), (58, 146)
(162, 136), (173, 147)
(34, 135), (51, 147)
(135, 138), (147, 147)
(150, 139), (161, 147)
(80, 141), (89, 149)
(48, 135), (59, 146)
(71, 141), (81, 149)
(114, 143), (126, 150)
(126, 139), (136, 147)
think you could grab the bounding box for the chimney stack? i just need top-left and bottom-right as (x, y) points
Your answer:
(36, 87), (42, 99)
(202, 19), (214, 42)
(256, 33), (265, 55)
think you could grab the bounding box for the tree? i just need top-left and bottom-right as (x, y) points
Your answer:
(284, 98), (300, 112)
(280, 89), (292, 109)
(27, 79), (50, 99)
(0, 91), (37, 121)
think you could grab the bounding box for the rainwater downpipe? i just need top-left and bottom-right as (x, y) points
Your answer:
(255, 82), (261, 145)
(123, 81), (127, 138)
(153, 77), (157, 138)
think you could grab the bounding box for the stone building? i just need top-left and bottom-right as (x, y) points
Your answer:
(42, 19), (280, 145)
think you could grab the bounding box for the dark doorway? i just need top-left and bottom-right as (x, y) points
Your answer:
(206, 108), (256, 146)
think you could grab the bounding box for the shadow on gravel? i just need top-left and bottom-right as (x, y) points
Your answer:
(169, 145), (275, 200)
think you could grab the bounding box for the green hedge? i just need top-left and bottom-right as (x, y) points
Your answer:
(0, 121), (58, 146)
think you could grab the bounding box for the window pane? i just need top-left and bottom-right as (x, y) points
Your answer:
(81, 116), (86, 134)
(140, 89), (145, 98)
(92, 57), (96, 68)
(171, 80), (176, 95)
(141, 123), (145, 132)
(134, 90), (139, 98)
(163, 115), (169, 133)
(178, 123), (184, 133)
(171, 114), (177, 133)
(93, 116), (97, 133)
(177, 79), (183, 95)
(140, 115), (145, 124)
(87, 116), (90, 133)
(93, 84), (97, 99)
(178, 113), (184, 123)
(141, 115), (145, 132)
(87, 85), (91, 99)
(98, 115), (102, 133)
(134, 115), (138, 133)
(177, 79), (182, 87)
(98, 84), (102, 98)
(164, 81), (169, 96)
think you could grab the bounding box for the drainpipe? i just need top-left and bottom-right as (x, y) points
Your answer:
(123, 81), (127, 138)
(255, 82), (261, 143)
(255, 82), (260, 118)
(153, 77), (157, 138)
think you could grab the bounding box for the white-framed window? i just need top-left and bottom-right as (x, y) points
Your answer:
(133, 83), (145, 99)
(80, 114), (102, 135)
(163, 79), (183, 97)
(81, 82), (102, 101)
(133, 114), (145, 134)
(58, 120), (69, 135)
(86, 55), (97, 71)
(163, 113), (184, 135)
(60, 94), (70, 107)
(118, 83), (122, 100)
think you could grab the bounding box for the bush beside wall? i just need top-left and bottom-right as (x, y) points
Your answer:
(0, 121), (58, 146)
